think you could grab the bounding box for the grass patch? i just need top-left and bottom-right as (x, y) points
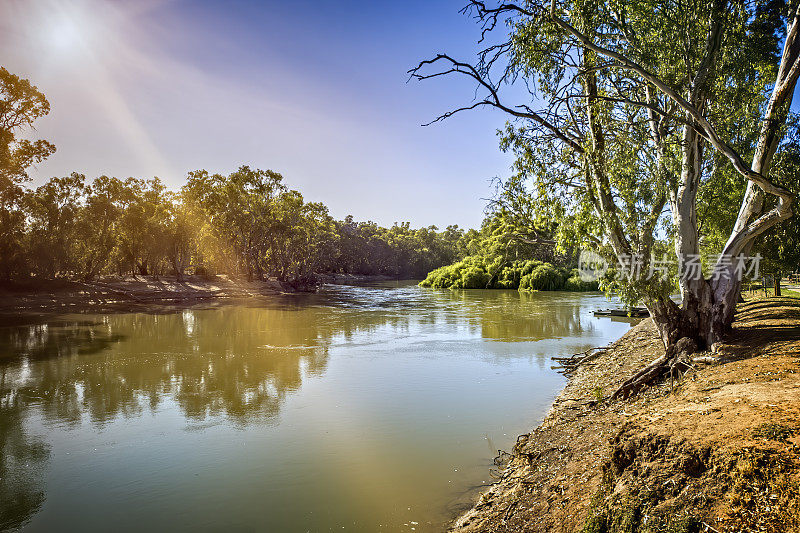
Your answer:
(752, 423), (795, 442)
(742, 287), (800, 299)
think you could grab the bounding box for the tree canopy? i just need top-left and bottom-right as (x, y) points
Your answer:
(0, 167), (471, 284)
(412, 0), (800, 397)
(0, 67), (56, 280)
(0, 68), (470, 285)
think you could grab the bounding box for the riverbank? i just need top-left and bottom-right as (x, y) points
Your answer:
(0, 274), (416, 314)
(315, 273), (402, 285)
(453, 297), (800, 532)
(0, 275), (294, 314)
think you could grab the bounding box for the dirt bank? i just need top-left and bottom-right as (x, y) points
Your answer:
(0, 274), (416, 315)
(315, 273), (407, 285)
(453, 298), (800, 532)
(0, 275), (293, 314)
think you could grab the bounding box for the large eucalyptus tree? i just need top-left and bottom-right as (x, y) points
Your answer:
(412, 0), (800, 396)
(0, 67), (56, 279)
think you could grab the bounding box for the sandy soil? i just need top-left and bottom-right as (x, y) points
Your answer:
(452, 297), (800, 532)
(0, 275), (292, 314)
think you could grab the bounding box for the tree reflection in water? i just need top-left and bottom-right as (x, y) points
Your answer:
(0, 306), (337, 427)
(0, 304), (338, 529)
(0, 286), (616, 530)
(0, 381), (49, 531)
(1, 290), (599, 427)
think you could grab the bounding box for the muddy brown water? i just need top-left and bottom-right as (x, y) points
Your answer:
(0, 282), (631, 532)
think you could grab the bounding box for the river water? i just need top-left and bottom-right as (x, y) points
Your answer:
(0, 282), (632, 532)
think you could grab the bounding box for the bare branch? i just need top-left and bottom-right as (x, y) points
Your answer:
(408, 53), (585, 152)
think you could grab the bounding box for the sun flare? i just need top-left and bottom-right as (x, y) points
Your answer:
(46, 17), (83, 52)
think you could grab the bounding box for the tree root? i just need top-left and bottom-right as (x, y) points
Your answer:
(611, 337), (697, 400)
(551, 346), (608, 374)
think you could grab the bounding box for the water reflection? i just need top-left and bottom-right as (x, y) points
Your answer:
(0, 307), (336, 426)
(0, 384), (49, 531)
(0, 285), (623, 531)
(313, 285), (600, 344)
(455, 290), (595, 340)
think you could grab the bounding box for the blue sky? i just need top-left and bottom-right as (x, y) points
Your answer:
(1, 0), (516, 229)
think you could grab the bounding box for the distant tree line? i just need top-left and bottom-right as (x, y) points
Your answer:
(0, 167), (470, 283)
(0, 67), (467, 285)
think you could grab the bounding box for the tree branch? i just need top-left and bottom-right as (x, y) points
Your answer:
(408, 53), (585, 152)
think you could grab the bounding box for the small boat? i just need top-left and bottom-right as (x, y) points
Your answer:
(593, 307), (649, 318)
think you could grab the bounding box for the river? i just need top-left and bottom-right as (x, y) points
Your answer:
(0, 282), (632, 532)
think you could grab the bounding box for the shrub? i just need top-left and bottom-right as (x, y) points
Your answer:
(520, 263), (566, 291)
(452, 266), (490, 288)
(420, 256), (595, 292)
(564, 269), (600, 291)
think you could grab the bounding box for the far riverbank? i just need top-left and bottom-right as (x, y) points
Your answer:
(0, 274), (406, 314)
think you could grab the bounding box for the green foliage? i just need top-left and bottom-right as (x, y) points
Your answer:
(420, 256), (488, 289)
(333, 217), (467, 279)
(0, 67), (55, 187)
(750, 119), (800, 279)
(420, 256), (598, 292)
(414, 0), (800, 318)
(698, 116), (800, 283)
(23, 173), (86, 278)
(566, 271), (600, 292)
(454, 266), (490, 289)
(1, 165), (466, 284)
(0, 68), (469, 285)
(519, 263), (564, 291)
(0, 67), (56, 280)
(417, 181), (592, 291)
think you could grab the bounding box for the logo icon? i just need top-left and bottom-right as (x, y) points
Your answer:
(578, 250), (608, 282)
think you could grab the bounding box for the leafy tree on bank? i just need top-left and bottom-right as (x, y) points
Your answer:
(331, 217), (467, 279)
(77, 176), (127, 281)
(0, 66), (560, 288)
(114, 177), (170, 276)
(0, 67), (55, 280)
(411, 0), (800, 397)
(418, 203), (592, 291)
(419, 174), (581, 290)
(163, 194), (200, 282)
(23, 174), (86, 278)
(753, 118), (800, 295)
(7, 163), (468, 284)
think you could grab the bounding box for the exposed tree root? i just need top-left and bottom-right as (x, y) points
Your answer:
(611, 337), (697, 400)
(551, 346), (608, 374)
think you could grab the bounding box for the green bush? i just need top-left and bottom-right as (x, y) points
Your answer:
(420, 256), (596, 292)
(519, 263), (565, 291)
(564, 269), (600, 291)
(452, 266), (490, 288)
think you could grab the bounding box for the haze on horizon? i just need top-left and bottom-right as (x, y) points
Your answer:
(0, 0), (518, 230)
